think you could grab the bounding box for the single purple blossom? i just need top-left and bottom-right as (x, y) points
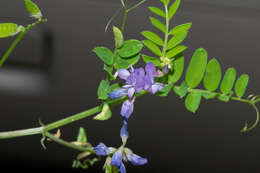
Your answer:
(94, 142), (109, 156)
(126, 153), (148, 166)
(120, 98), (134, 119)
(111, 149), (123, 167)
(120, 120), (128, 143)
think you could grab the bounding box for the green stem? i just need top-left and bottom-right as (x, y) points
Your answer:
(0, 19), (47, 67)
(121, 7), (128, 33)
(45, 132), (95, 153)
(162, 3), (170, 57)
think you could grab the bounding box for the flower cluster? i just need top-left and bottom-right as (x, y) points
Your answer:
(93, 63), (164, 173)
(108, 62), (164, 119)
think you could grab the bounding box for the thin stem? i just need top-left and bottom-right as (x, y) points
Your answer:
(162, 3), (170, 57)
(45, 132), (95, 153)
(0, 19), (47, 67)
(127, 0), (147, 12)
(241, 103), (260, 132)
(121, 6), (128, 33)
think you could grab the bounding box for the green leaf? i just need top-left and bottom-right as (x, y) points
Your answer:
(169, 23), (192, 35)
(110, 83), (121, 91)
(93, 47), (113, 65)
(118, 40), (143, 58)
(160, 0), (170, 5)
(173, 81), (188, 98)
(202, 92), (218, 99)
(167, 31), (188, 50)
(0, 23), (24, 38)
(217, 94), (230, 102)
(168, 55), (184, 83)
(185, 92), (202, 113)
(104, 64), (115, 80)
(203, 58), (222, 91)
(149, 17), (166, 33)
(143, 40), (162, 57)
(220, 67), (236, 95)
(113, 26), (124, 49)
(25, 0), (42, 19)
(148, 6), (166, 18)
(168, 0), (181, 19)
(141, 31), (164, 46)
(97, 80), (110, 100)
(185, 48), (208, 88)
(157, 83), (174, 97)
(93, 103), (112, 121)
(235, 74), (249, 98)
(166, 45), (187, 58)
(77, 127), (87, 143)
(142, 55), (161, 66)
(114, 54), (140, 70)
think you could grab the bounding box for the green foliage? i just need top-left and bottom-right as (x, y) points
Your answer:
(97, 80), (110, 100)
(104, 64), (115, 81)
(0, 23), (24, 38)
(93, 47), (114, 65)
(203, 58), (222, 91)
(173, 81), (188, 98)
(168, 55), (184, 83)
(202, 92), (218, 100)
(185, 48), (208, 88)
(235, 74), (249, 98)
(167, 31), (188, 50)
(148, 6), (166, 18)
(160, 0), (170, 5)
(169, 23), (192, 35)
(142, 40), (162, 56)
(113, 26), (124, 49)
(118, 40), (143, 58)
(149, 17), (166, 33)
(93, 103), (112, 121)
(169, 0), (181, 19)
(185, 92), (202, 113)
(142, 55), (161, 66)
(77, 127), (87, 143)
(114, 54), (140, 70)
(166, 45), (187, 58)
(220, 68), (236, 95)
(141, 31), (164, 46)
(24, 0), (42, 19)
(217, 94), (230, 102)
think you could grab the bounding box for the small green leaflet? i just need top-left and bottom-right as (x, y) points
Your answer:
(114, 54), (140, 70)
(169, 23), (192, 35)
(169, 0), (181, 19)
(235, 74), (249, 98)
(185, 92), (202, 113)
(168, 55), (184, 83)
(167, 31), (188, 50)
(166, 45), (187, 58)
(149, 17), (166, 33)
(202, 92), (218, 100)
(143, 40), (162, 57)
(25, 0), (42, 19)
(118, 40), (143, 58)
(93, 103), (112, 121)
(77, 127), (87, 143)
(113, 26), (124, 49)
(185, 48), (208, 88)
(203, 58), (222, 91)
(220, 67), (236, 95)
(173, 81), (188, 98)
(97, 80), (110, 100)
(141, 31), (164, 46)
(160, 0), (170, 5)
(93, 47), (113, 65)
(217, 94), (230, 102)
(157, 83), (174, 97)
(142, 55), (161, 67)
(0, 23), (24, 38)
(148, 6), (166, 18)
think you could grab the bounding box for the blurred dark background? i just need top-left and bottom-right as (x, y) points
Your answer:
(0, 0), (260, 173)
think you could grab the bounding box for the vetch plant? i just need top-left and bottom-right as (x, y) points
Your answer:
(0, 0), (259, 172)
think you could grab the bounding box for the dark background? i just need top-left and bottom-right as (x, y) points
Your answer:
(0, 0), (260, 173)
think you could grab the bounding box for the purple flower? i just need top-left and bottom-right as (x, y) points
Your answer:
(126, 153), (148, 166)
(119, 163), (126, 173)
(111, 149), (123, 167)
(94, 142), (109, 156)
(120, 98), (134, 119)
(108, 88), (128, 99)
(120, 120), (128, 143)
